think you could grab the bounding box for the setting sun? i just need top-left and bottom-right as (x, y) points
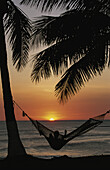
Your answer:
(44, 111), (59, 121)
(49, 118), (55, 121)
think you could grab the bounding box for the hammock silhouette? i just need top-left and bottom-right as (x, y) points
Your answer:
(13, 101), (110, 150)
(22, 110), (110, 150)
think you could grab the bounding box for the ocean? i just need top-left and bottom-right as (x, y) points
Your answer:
(0, 120), (110, 159)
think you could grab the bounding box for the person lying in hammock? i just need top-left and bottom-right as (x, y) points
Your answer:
(47, 130), (66, 150)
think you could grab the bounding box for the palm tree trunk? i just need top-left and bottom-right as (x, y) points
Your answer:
(0, 15), (26, 157)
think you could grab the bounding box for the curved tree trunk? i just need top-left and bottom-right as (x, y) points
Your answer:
(0, 14), (26, 157)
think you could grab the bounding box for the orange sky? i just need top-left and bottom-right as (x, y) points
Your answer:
(0, 1), (110, 121)
(0, 58), (110, 121)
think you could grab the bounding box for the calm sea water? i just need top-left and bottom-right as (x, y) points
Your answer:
(0, 120), (110, 159)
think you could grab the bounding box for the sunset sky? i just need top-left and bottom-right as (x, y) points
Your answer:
(0, 0), (110, 121)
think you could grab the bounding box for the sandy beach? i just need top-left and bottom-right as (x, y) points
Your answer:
(0, 155), (110, 169)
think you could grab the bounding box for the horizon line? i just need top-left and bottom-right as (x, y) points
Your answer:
(0, 119), (86, 121)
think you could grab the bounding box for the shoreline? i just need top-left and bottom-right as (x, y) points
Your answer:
(0, 154), (110, 169)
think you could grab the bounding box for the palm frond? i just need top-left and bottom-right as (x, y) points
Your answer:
(31, 32), (110, 84)
(32, 9), (83, 47)
(31, 42), (67, 82)
(4, 1), (32, 71)
(31, 34), (92, 82)
(55, 43), (109, 103)
(20, 0), (110, 13)
(31, 52), (52, 82)
(20, 0), (110, 103)
(20, 0), (83, 11)
(31, 8), (110, 83)
(32, 15), (57, 47)
(32, 9), (110, 49)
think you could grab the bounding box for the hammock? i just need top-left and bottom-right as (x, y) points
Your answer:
(22, 110), (110, 150)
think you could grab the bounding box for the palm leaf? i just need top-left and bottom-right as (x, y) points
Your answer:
(31, 36), (90, 82)
(31, 32), (110, 84)
(4, 1), (32, 71)
(55, 42), (109, 103)
(32, 10), (84, 47)
(31, 9), (110, 83)
(32, 9), (110, 48)
(32, 15), (57, 47)
(20, 0), (83, 11)
(21, 0), (110, 103)
(20, 0), (110, 13)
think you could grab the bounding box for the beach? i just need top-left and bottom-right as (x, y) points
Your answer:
(0, 154), (110, 169)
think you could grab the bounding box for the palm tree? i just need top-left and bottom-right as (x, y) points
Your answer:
(21, 0), (110, 103)
(0, 0), (31, 157)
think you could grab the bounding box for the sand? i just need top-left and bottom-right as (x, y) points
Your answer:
(0, 155), (110, 169)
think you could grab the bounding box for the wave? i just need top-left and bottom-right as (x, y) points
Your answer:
(0, 139), (8, 143)
(18, 129), (37, 133)
(67, 140), (110, 148)
(32, 144), (50, 150)
(21, 136), (43, 141)
(0, 147), (7, 152)
(23, 137), (110, 151)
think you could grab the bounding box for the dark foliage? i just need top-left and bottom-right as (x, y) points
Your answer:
(20, 0), (110, 13)
(4, 0), (31, 71)
(21, 0), (110, 102)
(31, 9), (110, 102)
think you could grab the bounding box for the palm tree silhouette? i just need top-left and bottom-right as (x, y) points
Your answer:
(21, 0), (110, 103)
(0, 0), (31, 156)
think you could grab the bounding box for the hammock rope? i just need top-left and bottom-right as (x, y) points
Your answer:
(13, 100), (110, 150)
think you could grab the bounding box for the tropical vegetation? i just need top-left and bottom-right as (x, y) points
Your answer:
(21, 0), (110, 103)
(0, 0), (31, 156)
